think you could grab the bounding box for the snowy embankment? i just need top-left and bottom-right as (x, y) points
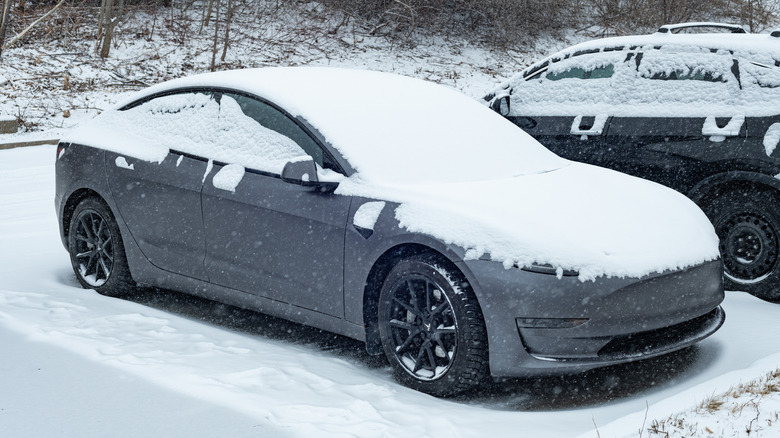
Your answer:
(3, 144), (780, 437)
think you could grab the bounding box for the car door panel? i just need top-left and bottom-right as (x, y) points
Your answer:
(604, 116), (747, 194)
(202, 165), (351, 317)
(511, 115), (605, 166)
(105, 150), (209, 280)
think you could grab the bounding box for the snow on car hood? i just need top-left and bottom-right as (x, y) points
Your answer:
(339, 162), (720, 281)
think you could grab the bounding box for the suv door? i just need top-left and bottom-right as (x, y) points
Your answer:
(200, 92), (351, 317)
(602, 52), (747, 193)
(506, 53), (621, 165)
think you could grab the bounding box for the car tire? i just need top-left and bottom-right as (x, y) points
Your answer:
(67, 197), (135, 297)
(706, 190), (780, 302)
(377, 255), (489, 397)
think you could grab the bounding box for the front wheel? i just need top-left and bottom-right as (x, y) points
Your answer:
(378, 255), (489, 397)
(67, 197), (135, 297)
(706, 190), (780, 302)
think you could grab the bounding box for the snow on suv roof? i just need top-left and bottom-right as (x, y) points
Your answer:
(516, 26), (780, 82)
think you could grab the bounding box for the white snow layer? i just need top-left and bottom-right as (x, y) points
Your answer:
(344, 163), (720, 281)
(110, 67), (566, 185)
(353, 201), (386, 231)
(212, 164), (246, 192)
(64, 92), (306, 174)
(765, 123), (780, 156)
(114, 156), (134, 170)
(498, 36), (780, 118)
(64, 67), (719, 280)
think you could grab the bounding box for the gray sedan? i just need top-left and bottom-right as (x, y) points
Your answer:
(55, 67), (725, 397)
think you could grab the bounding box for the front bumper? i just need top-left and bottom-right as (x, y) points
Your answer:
(457, 259), (725, 377)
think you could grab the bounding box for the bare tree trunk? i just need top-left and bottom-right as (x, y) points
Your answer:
(201, 0), (214, 32)
(210, 0), (220, 72)
(220, 0), (233, 62)
(0, 0), (13, 59)
(99, 0), (125, 58)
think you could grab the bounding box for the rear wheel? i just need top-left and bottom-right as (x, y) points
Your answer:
(378, 255), (488, 396)
(67, 197), (134, 297)
(706, 190), (780, 302)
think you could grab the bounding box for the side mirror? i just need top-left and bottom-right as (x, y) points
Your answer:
(280, 157), (339, 190)
(281, 157), (319, 186)
(489, 94), (511, 116)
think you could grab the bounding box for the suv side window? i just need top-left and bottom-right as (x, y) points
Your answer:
(546, 63), (615, 81)
(637, 52), (732, 83)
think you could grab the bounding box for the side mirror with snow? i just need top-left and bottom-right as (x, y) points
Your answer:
(280, 157), (339, 191)
(489, 94), (511, 116)
(281, 157), (319, 186)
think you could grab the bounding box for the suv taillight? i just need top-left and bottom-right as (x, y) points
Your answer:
(56, 143), (68, 160)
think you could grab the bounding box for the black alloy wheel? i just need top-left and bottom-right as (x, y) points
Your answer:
(68, 197), (134, 297)
(378, 255), (488, 397)
(708, 190), (780, 302)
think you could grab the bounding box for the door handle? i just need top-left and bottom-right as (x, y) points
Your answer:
(702, 115), (744, 141)
(570, 114), (609, 137)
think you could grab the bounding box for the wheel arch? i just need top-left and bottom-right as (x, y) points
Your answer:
(362, 243), (472, 356)
(61, 188), (107, 243)
(689, 171), (780, 209)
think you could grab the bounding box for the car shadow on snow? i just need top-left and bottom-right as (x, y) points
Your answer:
(120, 286), (720, 411)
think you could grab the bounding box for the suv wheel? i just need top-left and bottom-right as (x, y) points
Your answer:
(707, 190), (780, 302)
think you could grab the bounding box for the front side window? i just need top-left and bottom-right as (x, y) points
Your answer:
(545, 63), (615, 81)
(221, 93), (324, 170)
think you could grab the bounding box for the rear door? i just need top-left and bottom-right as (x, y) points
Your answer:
(602, 51), (747, 193)
(105, 91), (220, 280)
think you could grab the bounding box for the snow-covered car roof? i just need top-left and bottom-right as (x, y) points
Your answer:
(110, 67), (565, 185)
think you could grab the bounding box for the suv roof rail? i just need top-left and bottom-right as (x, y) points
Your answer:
(656, 22), (747, 34)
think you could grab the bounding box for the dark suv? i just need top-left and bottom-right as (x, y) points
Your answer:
(485, 22), (780, 300)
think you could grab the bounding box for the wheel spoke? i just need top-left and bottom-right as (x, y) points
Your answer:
(406, 280), (420, 314)
(389, 319), (414, 331)
(98, 257), (111, 279)
(73, 233), (91, 244)
(79, 217), (94, 241)
(412, 345), (427, 373)
(425, 281), (431, 314)
(425, 344), (437, 370)
(395, 329), (420, 355)
(434, 326), (456, 338)
(96, 219), (106, 242)
(393, 297), (421, 317)
(76, 250), (94, 259)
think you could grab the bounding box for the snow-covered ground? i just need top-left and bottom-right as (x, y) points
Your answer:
(3, 4), (780, 435)
(3, 144), (780, 437)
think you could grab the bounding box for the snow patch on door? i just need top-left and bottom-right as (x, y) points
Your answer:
(212, 164), (246, 192)
(764, 123), (780, 156)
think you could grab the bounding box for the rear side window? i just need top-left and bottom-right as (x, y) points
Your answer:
(637, 52), (732, 83)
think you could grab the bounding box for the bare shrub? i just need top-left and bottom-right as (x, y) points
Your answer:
(317, 0), (581, 47)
